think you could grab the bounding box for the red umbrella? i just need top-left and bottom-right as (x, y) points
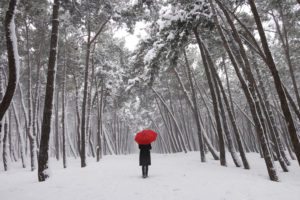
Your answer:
(135, 129), (158, 144)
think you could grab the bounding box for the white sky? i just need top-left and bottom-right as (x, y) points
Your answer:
(114, 21), (149, 51)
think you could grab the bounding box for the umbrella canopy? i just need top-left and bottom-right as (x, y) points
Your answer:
(135, 129), (158, 144)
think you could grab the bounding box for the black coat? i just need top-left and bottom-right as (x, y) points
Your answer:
(139, 144), (151, 166)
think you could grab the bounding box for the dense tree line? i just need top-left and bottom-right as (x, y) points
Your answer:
(0, 0), (299, 182)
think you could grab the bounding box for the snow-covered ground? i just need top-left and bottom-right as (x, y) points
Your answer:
(1, 152), (300, 200)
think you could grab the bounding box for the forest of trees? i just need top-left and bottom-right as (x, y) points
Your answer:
(0, 0), (299, 182)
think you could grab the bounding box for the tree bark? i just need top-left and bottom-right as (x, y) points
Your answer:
(271, 8), (300, 110)
(55, 88), (60, 160)
(2, 118), (9, 171)
(96, 81), (104, 162)
(193, 28), (226, 166)
(248, 0), (300, 166)
(80, 18), (109, 168)
(38, 0), (60, 182)
(213, 0), (279, 181)
(0, 0), (19, 121)
(24, 17), (34, 170)
(12, 101), (26, 168)
(62, 40), (67, 168)
(153, 88), (188, 153)
(183, 49), (206, 162)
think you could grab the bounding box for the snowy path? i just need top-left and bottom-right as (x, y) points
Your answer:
(1, 152), (300, 200)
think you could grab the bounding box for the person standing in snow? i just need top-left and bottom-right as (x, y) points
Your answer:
(139, 144), (152, 178)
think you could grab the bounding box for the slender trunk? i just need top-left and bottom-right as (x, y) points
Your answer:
(8, 111), (17, 162)
(80, 17), (108, 167)
(55, 88), (60, 160)
(96, 81), (104, 162)
(2, 117), (9, 171)
(62, 42), (67, 168)
(213, 0), (279, 181)
(32, 43), (42, 163)
(213, 66), (250, 169)
(38, 0), (60, 182)
(282, 85), (300, 121)
(2, 118), (9, 171)
(25, 17), (33, 169)
(156, 98), (179, 152)
(0, 0), (19, 121)
(193, 29), (226, 166)
(153, 88), (188, 153)
(182, 49), (205, 161)
(199, 39), (243, 167)
(12, 101), (26, 168)
(272, 8), (300, 110)
(80, 36), (90, 167)
(248, 0), (300, 166)
(252, 55), (290, 168)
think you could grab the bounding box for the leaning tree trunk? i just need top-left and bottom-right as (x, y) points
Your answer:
(199, 40), (242, 168)
(0, 0), (19, 122)
(38, 0), (60, 182)
(272, 8), (300, 110)
(153, 88), (188, 153)
(193, 28), (226, 166)
(213, 0), (279, 181)
(212, 64), (250, 169)
(182, 49), (206, 162)
(252, 54), (290, 167)
(248, 0), (300, 166)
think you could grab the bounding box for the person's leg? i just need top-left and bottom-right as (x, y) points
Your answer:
(142, 165), (146, 178)
(145, 165), (148, 177)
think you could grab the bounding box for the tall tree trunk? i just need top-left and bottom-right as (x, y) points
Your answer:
(156, 98), (178, 152)
(212, 65), (250, 169)
(2, 117), (9, 171)
(182, 49), (206, 162)
(12, 101), (26, 168)
(80, 22), (91, 168)
(55, 88), (60, 160)
(193, 28), (226, 166)
(0, 0), (19, 121)
(62, 41), (67, 168)
(252, 55), (290, 167)
(73, 75), (81, 155)
(213, 0), (279, 181)
(248, 0), (300, 166)
(199, 39), (242, 167)
(24, 17), (34, 170)
(272, 5), (300, 110)
(8, 110), (17, 162)
(32, 43), (42, 165)
(38, 0), (60, 182)
(96, 81), (104, 162)
(153, 88), (188, 153)
(80, 18), (109, 168)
